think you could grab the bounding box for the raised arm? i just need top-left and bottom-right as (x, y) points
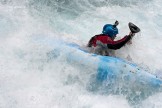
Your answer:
(107, 33), (135, 50)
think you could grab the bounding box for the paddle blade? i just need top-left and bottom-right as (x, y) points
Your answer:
(129, 22), (140, 33)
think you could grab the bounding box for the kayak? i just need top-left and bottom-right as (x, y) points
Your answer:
(66, 43), (162, 104)
(34, 36), (162, 104)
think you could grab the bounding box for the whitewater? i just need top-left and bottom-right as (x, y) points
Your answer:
(0, 0), (162, 108)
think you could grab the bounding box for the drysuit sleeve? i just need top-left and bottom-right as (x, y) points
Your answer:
(107, 35), (132, 50)
(87, 36), (95, 47)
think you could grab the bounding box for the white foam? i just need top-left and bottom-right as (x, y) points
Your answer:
(0, 0), (162, 108)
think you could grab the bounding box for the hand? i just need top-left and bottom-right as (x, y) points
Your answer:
(129, 32), (135, 37)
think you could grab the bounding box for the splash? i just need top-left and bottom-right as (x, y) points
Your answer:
(0, 0), (162, 108)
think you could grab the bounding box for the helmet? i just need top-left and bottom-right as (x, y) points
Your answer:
(102, 24), (118, 37)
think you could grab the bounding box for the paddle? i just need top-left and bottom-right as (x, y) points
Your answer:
(128, 22), (140, 33)
(127, 22), (140, 44)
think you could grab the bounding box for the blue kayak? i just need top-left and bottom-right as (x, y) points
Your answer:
(65, 43), (162, 104)
(34, 37), (162, 104)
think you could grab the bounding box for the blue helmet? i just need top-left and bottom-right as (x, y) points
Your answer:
(102, 24), (118, 37)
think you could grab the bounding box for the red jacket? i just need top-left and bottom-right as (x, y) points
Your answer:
(88, 34), (132, 50)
